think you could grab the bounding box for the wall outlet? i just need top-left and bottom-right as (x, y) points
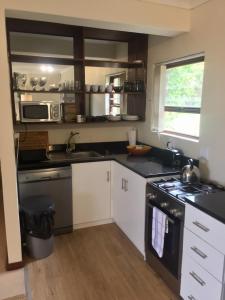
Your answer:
(200, 147), (209, 160)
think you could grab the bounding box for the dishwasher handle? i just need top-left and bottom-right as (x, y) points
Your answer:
(18, 167), (72, 183)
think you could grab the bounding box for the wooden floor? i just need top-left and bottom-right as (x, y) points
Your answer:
(0, 178), (7, 273)
(27, 224), (179, 300)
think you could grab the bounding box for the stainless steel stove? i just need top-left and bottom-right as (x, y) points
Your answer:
(145, 177), (223, 295)
(151, 177), (221, 202)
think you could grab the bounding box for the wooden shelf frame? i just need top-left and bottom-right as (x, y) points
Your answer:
(6, 18), (148, 125)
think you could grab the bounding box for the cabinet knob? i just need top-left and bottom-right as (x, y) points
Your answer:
(160, 202), (169, 208)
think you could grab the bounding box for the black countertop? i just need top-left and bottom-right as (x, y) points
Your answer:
(186, 192), (225, 225)
(18, 153), (180, 178)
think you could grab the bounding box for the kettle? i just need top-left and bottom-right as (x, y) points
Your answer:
(182, 159), (200, 183)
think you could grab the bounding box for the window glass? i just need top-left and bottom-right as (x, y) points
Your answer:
(161, 58), (204, 139)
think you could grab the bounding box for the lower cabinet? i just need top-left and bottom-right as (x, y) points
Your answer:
(111, 161), (146, 255)
(72, 161), (111, 228)
(180, 204), (225, 300)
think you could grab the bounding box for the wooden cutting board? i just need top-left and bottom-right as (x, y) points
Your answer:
(19, 131), (49, 151)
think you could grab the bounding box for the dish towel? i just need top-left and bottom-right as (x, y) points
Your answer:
(152, 207), (168, 258)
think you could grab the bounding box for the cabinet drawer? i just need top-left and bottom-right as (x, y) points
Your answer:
(185, 204), (225, 254)
(181, 254), (222, 300)
(183, 228), (224, 282)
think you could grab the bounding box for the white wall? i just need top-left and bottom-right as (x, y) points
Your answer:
(138, 0), (225, 184)
(0, 9), (22, 264)
(4, 0), (190, 37)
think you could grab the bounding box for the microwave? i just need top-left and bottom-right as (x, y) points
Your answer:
(20, 101), (61, 123)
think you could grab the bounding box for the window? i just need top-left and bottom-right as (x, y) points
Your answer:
(156, 56), (205, 140)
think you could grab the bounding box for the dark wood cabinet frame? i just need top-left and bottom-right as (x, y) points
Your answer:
(6, 18), (148, 125)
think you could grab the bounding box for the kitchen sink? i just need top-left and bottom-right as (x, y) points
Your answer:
(48, 151), (103, 162)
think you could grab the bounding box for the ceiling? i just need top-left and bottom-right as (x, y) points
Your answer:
(137, 0), (210, 9)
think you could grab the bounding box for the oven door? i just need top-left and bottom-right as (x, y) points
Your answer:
(145, 192), (183, 279)
(20, 102), (51, 122)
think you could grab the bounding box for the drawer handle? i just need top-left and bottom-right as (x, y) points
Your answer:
(191, 246), (207, 259)
(189, 271), (206, 286)
(193, 221), (210, 232)
(188, 296), (197, 300)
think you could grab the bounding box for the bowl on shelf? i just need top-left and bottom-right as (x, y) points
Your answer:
(107, 115), (121, 121)
(122, 114), (140, 121)
(126, 145), (152, 156)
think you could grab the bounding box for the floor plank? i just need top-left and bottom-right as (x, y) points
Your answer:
(27, 224), (179, 300)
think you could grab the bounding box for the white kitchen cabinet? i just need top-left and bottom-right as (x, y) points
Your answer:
(72, 161), (111, 228)
(181, 204), (225, 300)
(111, 161), (146, 255)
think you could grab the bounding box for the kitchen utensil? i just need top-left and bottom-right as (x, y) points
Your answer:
(85, 84), (91, 92)
(106, 84), (113, 93)
(127, 145), (151, 156)
(38, 77), (47, 91)
(113, 86), (123, 93)
(162, 144), (183, 167)
(49, 84), (58, 91)
(99, 85), (105, 93)
(91, 85), (99, 93)
(30, 77), (39, 91)
(182, 159), (200, 183)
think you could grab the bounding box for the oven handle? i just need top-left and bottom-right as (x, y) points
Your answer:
(147, 203), (175, 224)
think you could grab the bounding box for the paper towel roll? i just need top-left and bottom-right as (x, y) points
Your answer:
(128, 128), (136, 146)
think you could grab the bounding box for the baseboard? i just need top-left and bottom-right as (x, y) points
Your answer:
(6, 260), (24, 271)
(73, 218), (113, 230)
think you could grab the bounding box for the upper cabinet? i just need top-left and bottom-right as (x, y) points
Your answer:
(6, 19), (148, 126)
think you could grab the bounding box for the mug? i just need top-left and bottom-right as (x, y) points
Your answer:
(91, 85), (99, 93)
(85, 84), (91, 92)
(99, 85), (105, 93)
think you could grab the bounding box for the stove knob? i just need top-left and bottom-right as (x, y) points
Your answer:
(170, 209), (183, 217)
(160, 202), (169, 208)
(147, 193), (157, 200)
(174, 211), (183, 218)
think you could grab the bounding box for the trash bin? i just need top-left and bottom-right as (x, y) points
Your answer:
(20, 195), (55, 259)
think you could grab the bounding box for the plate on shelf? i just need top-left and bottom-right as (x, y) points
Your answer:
(107, 115), (121, 121)
(122, 115), (139, 121)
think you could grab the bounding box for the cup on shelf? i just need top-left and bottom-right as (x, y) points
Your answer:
(99, 85), (105, 93)
(85, 84), (91, 92)
(106, 84), (113, 93)
(91, 85), (99, 93)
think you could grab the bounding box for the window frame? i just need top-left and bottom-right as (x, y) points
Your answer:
(161, 55), (205, 140)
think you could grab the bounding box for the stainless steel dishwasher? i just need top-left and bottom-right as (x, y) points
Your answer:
(18, 166), (73, 235)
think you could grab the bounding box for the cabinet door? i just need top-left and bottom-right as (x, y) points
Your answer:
(111, 162), (146, 255)
(124, 168), (146, 255)
(72, 161), (111, 226)
(111, 161), (128, 230)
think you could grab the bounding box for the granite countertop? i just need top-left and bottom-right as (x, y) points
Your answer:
(185, 192), (225, 225)
(17, 153), (180, 178)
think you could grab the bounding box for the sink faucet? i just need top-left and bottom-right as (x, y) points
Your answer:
(66, 131), (79, 153)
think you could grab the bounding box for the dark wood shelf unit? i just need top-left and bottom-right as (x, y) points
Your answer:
(11, 54), (83, 66)
(85, 91), (145, 95)
(84, 59), (144, 68)
(6, 18), (148, 125)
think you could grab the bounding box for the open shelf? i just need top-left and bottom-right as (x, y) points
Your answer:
(13, 89), (84, 94)
(84, 59), (144, 68)
(11, 54), (83, 65)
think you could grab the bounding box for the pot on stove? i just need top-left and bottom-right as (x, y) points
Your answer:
(182, 159), (200, 183)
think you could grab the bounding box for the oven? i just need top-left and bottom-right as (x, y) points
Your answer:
(145, 182), (185, 294)
(20, 101), (61, 123)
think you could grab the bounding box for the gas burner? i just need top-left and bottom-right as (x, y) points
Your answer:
(151, 177), (223, 202)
